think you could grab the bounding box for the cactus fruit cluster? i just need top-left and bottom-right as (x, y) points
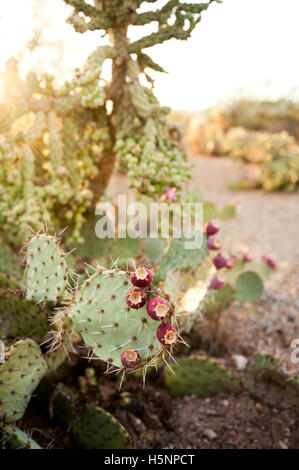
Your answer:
(62, 264), (178, 371)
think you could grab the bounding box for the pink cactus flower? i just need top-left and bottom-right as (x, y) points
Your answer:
(165, 187), (177, 202)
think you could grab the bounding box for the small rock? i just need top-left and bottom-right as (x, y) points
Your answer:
(279, 440), (288, 449)
(222, 399), (229, 407)
(293, 299), (299, 309)
(204, 428), (217, 440)
(231, 354), (248, 370)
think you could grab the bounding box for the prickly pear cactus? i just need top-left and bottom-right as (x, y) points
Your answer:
(0, 339), (48, 424)
(25, 233), (70, 304)
(0, 245), (22, 279)
(154, 233), (209, 282)
(143, 238), (166, 264)
(235, 271), (264, 302)
(72, 406), (132, 449)
(0, 289), (48, 340)
(242, 352), (299, 410)
(204, 284), (236, 315)
(62, 267), (175, 370)
(0, 273), (20, 290)
(165, 356), (240, 398)
(1, 425), (42, 449)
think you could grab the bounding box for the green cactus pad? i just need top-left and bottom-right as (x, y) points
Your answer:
(0, 339), (48, 423)
(0, 272), (20, 290)
(110, 238), (139, 266)
(0, 289), (48, 340)
(235, 271), (264, 302)
(204, 284), (236, 315)
(243, 352), (299, 410)
(69, 215), (113, 258)
(25, 233), (69, 304)
(143, 238), (166, 263)
(203, 202), (217, 223)
(218, 204), (237, 221)
(2, 425), (41, 449)
(155, 233), (208, 282)
(72, 406), (132, 449)
(66, 268), (167, 369)
(0, 245), (22, 279)
(165, 356), (240, 398)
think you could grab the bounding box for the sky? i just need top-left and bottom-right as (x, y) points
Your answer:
(0, 0), (298, 110)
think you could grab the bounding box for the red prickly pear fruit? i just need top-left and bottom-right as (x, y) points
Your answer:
(205, 220), (220, 237)
(147, 296), (171, 321)
(131, 267), (152, 287)
(126, 289), (147, 309)
(262, 255), (276, 269)
(213, 252), (229, 270)
(207, 236), (221, 251)
(243, 253), (253, 263)
(121, 349), (141, 368)
(210, 273), (226, 290)
(156, 323), (178, 346)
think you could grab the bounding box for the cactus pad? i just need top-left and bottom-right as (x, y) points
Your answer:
(243, 352), (299, 410)
(0, 289), (48, 340)
(204, 284), (236, 315)
(66, 268), (169, 369)
(155, 233), (208, 282)
(25, 233), (69, 304)
(72, 406), (132, 449)
(165, 356), (240, 397)
(235, 271), (264, 302)
(2, 425), (41, 449)
(0, 339), (47, 423)
(0, 244), (22, 279)
(0, 272), (20, 290)
(143, 238), (166, 264)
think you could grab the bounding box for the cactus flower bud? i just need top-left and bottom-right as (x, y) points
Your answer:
(213, 252), (229, 270)
(126, 289), (147, 309)
(205, 220), (220, 236)
(156, 323), (178, 346)
(147, 296), (171, 321)
(121, 349), (141, 368)
(207, 237), (221, 251)
(210, 273), (226, 290)
(131, 267), (152, 288)
(262, 255), (276, 269)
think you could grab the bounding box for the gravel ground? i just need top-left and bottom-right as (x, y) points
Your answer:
(190, 155), (299, 359)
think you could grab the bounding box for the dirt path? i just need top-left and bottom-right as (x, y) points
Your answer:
(189, 155), (299, 357)
(190, 155), (299, 262)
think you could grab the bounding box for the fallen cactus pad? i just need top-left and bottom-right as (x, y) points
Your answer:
(242, 352), (299, 410)
(165, 356), (240, 398)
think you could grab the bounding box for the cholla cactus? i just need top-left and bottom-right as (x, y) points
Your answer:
(0, 1), (219, 244)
